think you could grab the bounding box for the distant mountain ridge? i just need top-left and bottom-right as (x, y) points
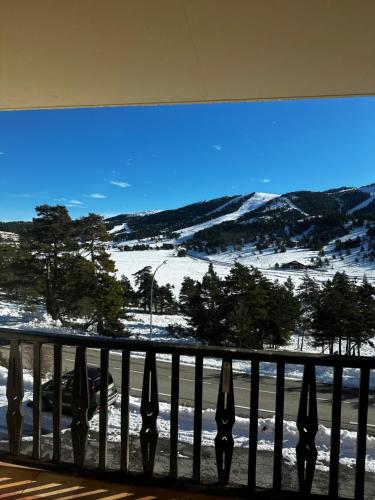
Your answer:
(105, 183), (375, 251)
(2, 183), (374, 253)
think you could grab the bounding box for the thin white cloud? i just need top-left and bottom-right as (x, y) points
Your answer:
(110, 180), (131, 188)
(13, 191), (47, 198)
(212, 144), (222, 151)
(88, 193), (107, 199)
(66, 204), (85, 209)
(260, 178), (271, 183)
(55, 198), (83, 205)
(0, 152), (4, 155)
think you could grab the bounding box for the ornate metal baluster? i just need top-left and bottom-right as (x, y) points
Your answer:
(193, 354), (203, 483)
(99, 348), (109, 470)
(71, 346), (89, 468)
(120, 350), (130, 473)
(296, 363), (318, 495)
(215, 359), (235, 485)
(329, 365), (342, 498)
(52, 344), (62, 463)
(170, 353), (180, 479)
(32, 342), (42, 460)
(273, 360), (285, 492)
(355, 366), (370, 500)
(248, 358), (259, 490)
(140, 351), (159, 475)
(6, 340), (24, 456)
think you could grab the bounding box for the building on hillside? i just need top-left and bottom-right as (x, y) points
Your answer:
(280, 260), (307, 270)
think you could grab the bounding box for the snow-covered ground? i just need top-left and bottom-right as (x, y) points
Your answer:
(0, 298), (91, 335)
(110, 241), (374, 298)
(0, 231), (18, 242)
(111, 248), (229, 294)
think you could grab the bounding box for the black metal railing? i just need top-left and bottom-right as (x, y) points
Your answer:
(0, 327), (374, 499)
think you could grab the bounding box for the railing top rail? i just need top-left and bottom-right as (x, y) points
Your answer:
(0, 326), (374, 369)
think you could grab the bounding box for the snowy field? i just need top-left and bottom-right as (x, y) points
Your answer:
(110, 248), (229, 294)
(110, 228), (375, 297)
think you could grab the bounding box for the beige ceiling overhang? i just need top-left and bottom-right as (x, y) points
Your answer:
(1, 0), (375, 111)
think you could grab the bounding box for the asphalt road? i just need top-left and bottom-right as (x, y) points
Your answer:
(1, 343), (374, 434)
(21, 344), (375, 435)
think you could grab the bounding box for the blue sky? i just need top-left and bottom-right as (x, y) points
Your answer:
(0, 97), (374, 221)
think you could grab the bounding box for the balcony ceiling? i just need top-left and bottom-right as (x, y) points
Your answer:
(1, 0), (375, 111)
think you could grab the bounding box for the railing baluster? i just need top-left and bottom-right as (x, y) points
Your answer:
(99, 348), (109, 470)
(6, 340), (24, 456)
(329, 364), (342, 498)
(273, 360), (285, 492)
(140, 351), (159, 475)
(296, 363), (318, 495)
(0, 328), (375, 499)
(52, 344), (62, 463)
(71, 346), (89, 468)
(215, 358), (235, 485)
(248, 358), (259, 491)
(120, 350), (130, 473)
(32, 342), (42, 460)
(354, 366), (370, 500)
(193, 354), (203, 483)
(170, 353), (180, 479)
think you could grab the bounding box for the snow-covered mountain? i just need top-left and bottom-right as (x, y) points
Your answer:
(105, 192), (278, 243)
(1, 183), (374, 258)
(106, 184), (375, 252)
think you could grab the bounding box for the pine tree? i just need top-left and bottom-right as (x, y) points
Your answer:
(4, 205), (126, 336)
(0, 238), (37, 300)
(311, 272), (360, 354)
(133, 266), (153, 311)
(197, 264), (226, 343)
(262, 280), (300, 348)
(223, 263), (268, 348)
(297, 273), (320, 350)
(156, 284), (177, 314)
(74, 213), (125, 334)
(179, 277), (198, 314)
(76, 213), (112, 271)
(23, 205), (76, 320)
(92, 273), (125, 336)
(179, 277), (205, 335)
(355, 276), (375, 355)
(120, 275), (137, 307)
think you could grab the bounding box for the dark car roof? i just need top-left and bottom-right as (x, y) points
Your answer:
(63, 367), (102, 380)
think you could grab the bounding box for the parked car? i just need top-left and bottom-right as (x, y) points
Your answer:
(30, 367), (118, 419)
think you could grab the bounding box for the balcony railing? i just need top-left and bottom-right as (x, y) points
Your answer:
(0, 327), (374, 499)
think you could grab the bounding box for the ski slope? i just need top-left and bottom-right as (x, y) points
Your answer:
(348, 184), (375, 215)
(174, 192), (279, 243)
